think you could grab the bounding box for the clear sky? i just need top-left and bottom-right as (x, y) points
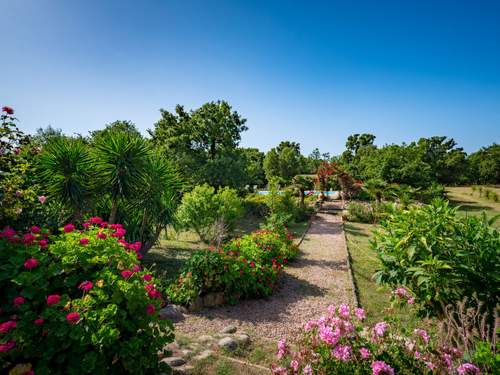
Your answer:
(2, 0), (499, 155)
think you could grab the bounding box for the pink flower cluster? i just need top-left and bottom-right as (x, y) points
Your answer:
(394, 286), (415, 305)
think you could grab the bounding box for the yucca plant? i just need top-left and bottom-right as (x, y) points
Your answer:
(128, 152), (182, 252)
(362, 178), (387, 203)
(92, 132), (149, 223)
(36, 138), (94, 220)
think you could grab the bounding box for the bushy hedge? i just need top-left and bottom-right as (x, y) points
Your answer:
(167, 227), (298, 306)
(272, 304), (481, 374)
(346, 202), (395, 224)
(0, 218), (173, 374)
(372, 199), (500, 316)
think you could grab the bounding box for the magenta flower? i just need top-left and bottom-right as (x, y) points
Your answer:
(318, 325), (340, 346)
(290, 359), (299, 371)
(39, 239), (48, 248)
(96, 232), (107, 239)
(145, 304), (155, 315)
(78, 280), (93, 291)
(359, 347), (371, 359)
(121, 270), (133, 278)
(34, 318), (45, 325)
(373, 322), (389, 338)
(66, 312), (80, 324)
(24, 257), (39, 269)
(371, 360), (395, 375)
(355, 307), (366, 320)
(457, 363), (480, 375)
(23, 233), (36, 245)
(143, 274), (153, 282)
(38, 195), (47, 204)
(13, 296), (26, 307)
(332, 344), (352, 361)
(0, 340), (15, 352)
(88, 216), (103, 224)
(63, 223), (75, 233)
(338, 303), (350, 318)
(132, 264), (141, 272)
(277, 338), (288, 359)
(0, 320), (16, 334)
(302, 365), (313, 375)
(414, 328), (430, 344)
(79, 238), (89, 245)
(46, 294), (61, 306)
(30, 225), (41, 233)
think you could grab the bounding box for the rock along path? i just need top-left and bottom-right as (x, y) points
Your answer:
(175, 202), (355, 342)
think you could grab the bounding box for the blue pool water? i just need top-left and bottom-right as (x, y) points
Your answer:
(257, 190), (339, 196)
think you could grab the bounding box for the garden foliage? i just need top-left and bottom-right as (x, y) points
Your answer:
(167, 227), (298, 306)
(0, 218), (173, 374)
(372, 199), (500, 316)
(272, 304), (482, 375)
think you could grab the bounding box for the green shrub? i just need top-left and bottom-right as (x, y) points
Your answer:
(372, 199), (500, 316)
(0, 218), (173, 374)
(243, 194), (269, 217)
(175, 184), (243, 243)
(346, 202), (395, 224)
(167, 227), (297, 306)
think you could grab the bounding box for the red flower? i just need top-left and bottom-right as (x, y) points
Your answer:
(250, 261), (255, 268)
(30, 225), (41, 233)
(96, 232), (106, 239)
(24, 258), (39, 269)
(88, 216), (103, 224)
(143, 274), (153, 282)
(39, 239), (48, 248)
(23, 233), (36, 245)
(121, 270), (133, 278)
(78, 280), (93, 291)
(79, 238), (89, 245)
(0, 320), (16, 334)
(0, 339), (15, 352)
(145, 304), (155, 315)
(2, 106), (14, 115)
(136, 252), (143, 260)
(46, 294), (61, 306)
(63, 224), (75, 233)
(66, 312), (80, 324)
(13, 296), (26, 307)
(132, 264), (141, 272)
(34, 318), (44, 325)
(148, 289), (162, 299)
(111, 228), (126, 238)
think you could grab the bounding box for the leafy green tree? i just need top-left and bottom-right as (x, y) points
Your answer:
(90, 120), (141, 142)
(468, 143), (500, 184)
(263, 141), (304, 184)
(240, 147), (266, 187)
(292, 175), (314, 206)
(33, 125), (65, 144)
(362, 178), (387, 203)
(149, 101), (247, 188)
(93, 132), (149, 223)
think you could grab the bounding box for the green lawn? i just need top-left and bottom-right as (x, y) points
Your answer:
(446, 186), (500, 228)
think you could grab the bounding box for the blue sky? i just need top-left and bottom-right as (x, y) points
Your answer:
(1, 0), (499, 155)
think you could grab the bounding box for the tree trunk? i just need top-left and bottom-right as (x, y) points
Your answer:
(140, 208), (148, 239)
(300, 190), (305, 207)
(109, 199), (118, 224)
(141, 224), (163, 254)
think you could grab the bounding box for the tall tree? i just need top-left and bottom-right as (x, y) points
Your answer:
(149, 101), (247, 188)
(263, 141), (304, 184)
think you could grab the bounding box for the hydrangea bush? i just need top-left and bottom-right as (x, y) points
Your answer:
(167, 226), (297, 306)
(0, 217), (173, 374)
(272, 304), (481, 375)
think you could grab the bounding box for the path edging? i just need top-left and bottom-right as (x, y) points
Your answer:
(340, 217), (359, 308)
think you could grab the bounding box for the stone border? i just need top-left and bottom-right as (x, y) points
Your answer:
(340, 217), (359, 308)
(216, 354), (272, 373)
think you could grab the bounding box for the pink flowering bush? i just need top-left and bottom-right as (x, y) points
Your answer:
(0, 218), (173, 374)
(272, 304), (481, 375)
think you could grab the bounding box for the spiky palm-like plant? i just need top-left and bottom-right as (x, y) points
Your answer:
(93, 132), (149, 223)
(37, 138), (94, 220)
(130, 152), (182, 252)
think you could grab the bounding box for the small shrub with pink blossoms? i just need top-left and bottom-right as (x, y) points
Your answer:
(272, 304), (481, 375)
(0, 217), (173, 374)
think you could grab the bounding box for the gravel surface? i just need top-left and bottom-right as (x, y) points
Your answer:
(175, 204), (355, 342)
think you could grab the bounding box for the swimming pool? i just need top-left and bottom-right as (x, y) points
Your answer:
(257, 190), (340, 197)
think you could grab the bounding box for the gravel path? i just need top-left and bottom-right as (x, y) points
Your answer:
(175, 204), (355, 341)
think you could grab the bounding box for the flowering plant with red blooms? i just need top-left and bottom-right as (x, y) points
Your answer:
(0, 218), (173, 374)
(272, 304), (481, 375)
(167, 226), (297, 306)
